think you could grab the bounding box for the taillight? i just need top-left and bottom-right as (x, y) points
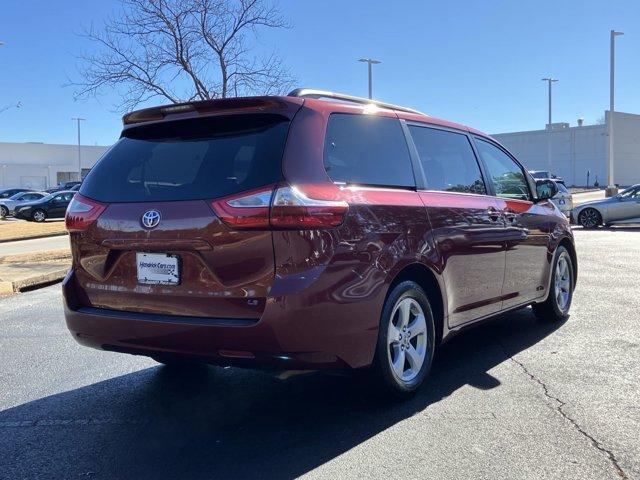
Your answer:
(210, 186), (273, 229)
(211, 184), (349, 230)
(65, 194), (106, 232)
(270, 185), (348, 228)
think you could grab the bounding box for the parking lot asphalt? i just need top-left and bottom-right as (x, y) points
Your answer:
(0, 228), (638, 480)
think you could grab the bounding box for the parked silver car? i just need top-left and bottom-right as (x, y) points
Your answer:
(572, 184), (640, 228)
(551, 181), (573, 217)
(0, 191), (48, 217)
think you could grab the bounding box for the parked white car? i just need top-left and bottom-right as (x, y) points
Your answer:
(0, 191), (48, 217)
(551, 182), (573, 217)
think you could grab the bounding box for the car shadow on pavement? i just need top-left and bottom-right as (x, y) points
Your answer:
(1, 308), (564, 479)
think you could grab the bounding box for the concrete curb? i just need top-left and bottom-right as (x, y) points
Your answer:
(0, 232), (68, 244)
(0, 268), (68, 294)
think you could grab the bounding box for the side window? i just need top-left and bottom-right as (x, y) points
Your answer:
(323, 114), (415, 187)
(620, 187), (640, 200)
(408, 125), (486, 194)
(475, 138), (531, 201)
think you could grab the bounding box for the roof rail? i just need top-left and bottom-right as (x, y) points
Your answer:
(288, 88), (426, 116)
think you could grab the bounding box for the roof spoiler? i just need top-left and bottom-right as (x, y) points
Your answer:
(288, 88), (427, 116)
(122, 97), (295, 126)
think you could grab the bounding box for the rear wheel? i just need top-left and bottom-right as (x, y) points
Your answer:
(372, 281), (435, 398)
(32, 209), (46, 222)
(578, 208), (601, 229)
(0, 205), (7, 217)
(532, 246), (574, 322)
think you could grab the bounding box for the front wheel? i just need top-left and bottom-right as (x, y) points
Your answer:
(0, 205), (7, 217)
(372, 281), (436, 398)
(578, 208), (601, 229)
(532, 246), (574, 322)
(32, 209), (46, 222)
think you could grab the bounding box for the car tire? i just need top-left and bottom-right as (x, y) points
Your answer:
(0, 205), (7, 217)
(532, 246), (574, 322)
(578, 208), (601, 229)
(372, 281), (436, 398)
(31, 209), (46, 222)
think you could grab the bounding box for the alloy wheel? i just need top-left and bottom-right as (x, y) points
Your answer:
(579, 209), (600, 228)
(33, 210), (45, 222)
(387, 297), (428, 383)
(554, 253), (572, 312)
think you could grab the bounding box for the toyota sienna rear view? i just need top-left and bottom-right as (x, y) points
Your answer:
(63, 89), (577, 396)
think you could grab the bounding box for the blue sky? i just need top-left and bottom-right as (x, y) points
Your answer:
(1, 0), (639, 146)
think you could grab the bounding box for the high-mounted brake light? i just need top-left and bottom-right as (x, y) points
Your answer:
(65, 194), (106, 232)
(211, 184), (349, 230)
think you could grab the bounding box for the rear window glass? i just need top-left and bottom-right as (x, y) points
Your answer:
(81, 114), (290, 202)
(323, 114), (415, 187)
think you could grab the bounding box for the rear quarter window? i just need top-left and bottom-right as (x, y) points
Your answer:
(323, 113), (415, 188)
(81, 114), (290, 203)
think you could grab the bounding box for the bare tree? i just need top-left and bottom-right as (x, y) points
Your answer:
(0, 101), (21, 115)
(72, 0), (295, 111)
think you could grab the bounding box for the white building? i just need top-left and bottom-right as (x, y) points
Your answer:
(0, 142), (109, 190)
(493, 111), (640, 187)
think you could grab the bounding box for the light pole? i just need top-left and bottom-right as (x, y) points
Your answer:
(358, 58), (381, 99)
(541, 77), (558, 127)
(607, 30), (624, 196)
(541, 77), (558, 171)
(71, 118), (86, 181)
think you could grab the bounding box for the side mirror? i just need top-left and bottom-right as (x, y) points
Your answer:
(536, 179), (558, 201)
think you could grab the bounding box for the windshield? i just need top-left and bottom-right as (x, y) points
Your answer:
(80, 114), (290, 203)
(38, 193), (57, 202)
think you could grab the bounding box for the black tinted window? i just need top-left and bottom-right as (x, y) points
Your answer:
(81, 114), (289, 203)
(409, 126), (485, 194)
(475, 138), (530, 201)
(324, 114), (414, 187)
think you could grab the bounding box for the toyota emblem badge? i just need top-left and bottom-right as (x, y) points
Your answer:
(141, 210), (161, 229)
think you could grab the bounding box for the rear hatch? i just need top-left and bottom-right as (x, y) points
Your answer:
(68, 111), (294, 320)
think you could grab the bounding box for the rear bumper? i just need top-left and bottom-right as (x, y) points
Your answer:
(62, 269), (377, 371)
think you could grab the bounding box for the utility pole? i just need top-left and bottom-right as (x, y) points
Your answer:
(607, 30), (624, 197)
(358, 58), (381, 99)
(71, 118), (86, 181)
(541, 77), (558, 171)
(541, 78), (558, 126)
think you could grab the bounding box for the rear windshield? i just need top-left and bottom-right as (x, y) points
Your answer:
(81, 114), (290, 203)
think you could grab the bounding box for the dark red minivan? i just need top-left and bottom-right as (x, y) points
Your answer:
(63, 89), (576, 396)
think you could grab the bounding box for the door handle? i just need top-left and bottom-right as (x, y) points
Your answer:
(487, 206), (501, 222)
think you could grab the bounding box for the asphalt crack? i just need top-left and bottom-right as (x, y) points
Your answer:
(501, 345), (628, 479)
